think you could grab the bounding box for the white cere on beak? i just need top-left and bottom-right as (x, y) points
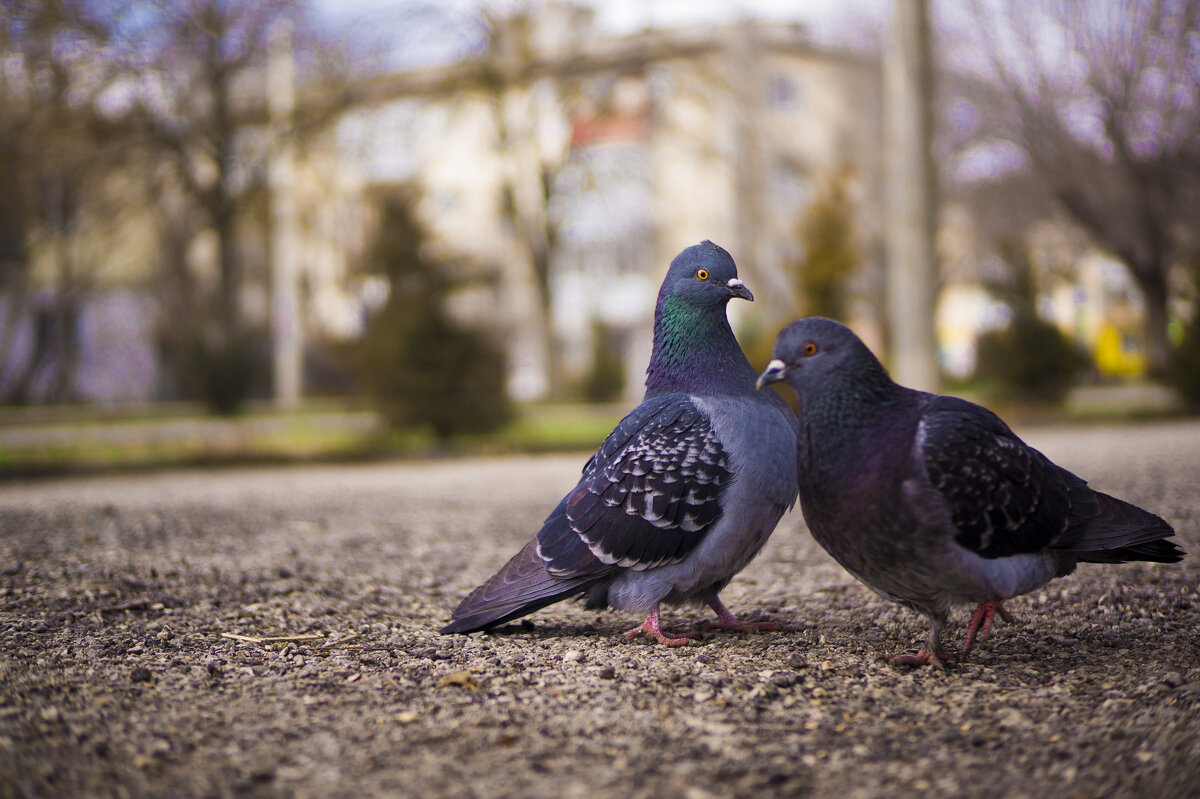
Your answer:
(766, 358), (785, 372)
(726, 278), (743, 289)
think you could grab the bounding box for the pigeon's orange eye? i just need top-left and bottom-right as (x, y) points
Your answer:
(696, 269), (708, 280)
(803, 342), (818, 356)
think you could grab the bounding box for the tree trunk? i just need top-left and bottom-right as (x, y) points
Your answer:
(1138, 265), (1172, 378)
(49, 243), (80, 403)
(214, 201), (240, 334)
(47, 171), (80, 403)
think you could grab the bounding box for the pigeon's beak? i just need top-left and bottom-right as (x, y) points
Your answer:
(725, 278), (753, 302)
(756, 359), (787, 390)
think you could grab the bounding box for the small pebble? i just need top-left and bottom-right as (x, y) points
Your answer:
(250, 767), (276, 783)
(1163, 672), (1183, 688)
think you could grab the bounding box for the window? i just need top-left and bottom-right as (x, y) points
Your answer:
(766, 74), (804, 111)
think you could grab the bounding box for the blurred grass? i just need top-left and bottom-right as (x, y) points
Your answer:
(944, 379), (1185, 427)
(492, 403), (627, 452)
(0, 401), (628, 480)
(0, 383), (1189, 480)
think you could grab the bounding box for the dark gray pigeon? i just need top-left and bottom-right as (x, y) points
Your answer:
(442, 242), (799, 645)
(758, 317), (1183, 666)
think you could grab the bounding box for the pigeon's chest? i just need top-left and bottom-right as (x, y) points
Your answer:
(799, 412), (911, 490)
(701, 394), (798, 508)
(606, 393), (799, 607)
(797, 419), (921, 560)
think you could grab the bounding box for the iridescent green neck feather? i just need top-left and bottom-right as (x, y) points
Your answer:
(644, 292), (757, 398)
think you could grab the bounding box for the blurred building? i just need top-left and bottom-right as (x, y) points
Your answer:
(0, 163), (164, 404)
(302, 7), (885, 402)
(3, 3), (1164, 408)
(934, 202), (1166, 381)
(1044, 253), (1150, 378)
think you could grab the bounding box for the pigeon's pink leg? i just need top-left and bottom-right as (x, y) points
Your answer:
(962, 601), (1016, 653)
(701, 591), (780, 633)
(623, 609), (698, 646)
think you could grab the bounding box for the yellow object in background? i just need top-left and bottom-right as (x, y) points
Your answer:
(1095, 324), (1146, 377)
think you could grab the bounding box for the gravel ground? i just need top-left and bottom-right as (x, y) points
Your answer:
(1, 419), (1199, 799)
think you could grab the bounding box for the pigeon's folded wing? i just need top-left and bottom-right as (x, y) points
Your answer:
(536, 393), (731, 576)
(914, 395), (1096, 559)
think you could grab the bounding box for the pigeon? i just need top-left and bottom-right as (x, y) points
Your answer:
(442, 241), (799, 645)
(757, 317), (1184, 666)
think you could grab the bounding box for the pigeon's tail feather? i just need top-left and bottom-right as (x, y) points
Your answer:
(440, 539), (601, 634)
(1074, 538), (1185, 564)
(1064, 491), (1184, 564)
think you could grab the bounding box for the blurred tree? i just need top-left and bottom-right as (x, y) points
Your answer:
(582, 321), (626, 403)
(357, 187), (511, 439)
(1169, 319), (1200, 409)
(474, 6), (570, 397)
(948, 0), (1200, 376)
(973, 242), (1090, 403)
(1168, 253), (1200, 408)
(792, 167), (861, 320)
(0, 0), (129, 403)
(339, 3), (574, 398)
(112, 0), (301, 413)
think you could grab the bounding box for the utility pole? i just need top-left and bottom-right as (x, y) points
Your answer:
(269, 21), (302, 408)
(731, 18), (793, 322)
(884, 0), (939, 391)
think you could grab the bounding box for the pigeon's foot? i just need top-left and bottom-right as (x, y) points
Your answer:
(889, 649), (954, 668)
(623, 610), (698, 647)
(962, 601), (1016, 653)
(700, 592), (780, 634)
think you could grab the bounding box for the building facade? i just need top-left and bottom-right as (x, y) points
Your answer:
(304, 9), (887, 401)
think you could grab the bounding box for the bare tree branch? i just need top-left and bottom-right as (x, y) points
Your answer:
(947, 0), (1200, 374)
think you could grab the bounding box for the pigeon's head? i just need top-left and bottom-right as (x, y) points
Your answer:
(659, 241), (753, 309)
(756, 317), (888, 392)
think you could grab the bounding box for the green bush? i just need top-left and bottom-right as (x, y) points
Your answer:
(793, 167), (860, 319)
(1167, 317), (1200, 410)
(974, 312), (1091, 403)
(582, 322), (626, 403)
(972, 241), (1090, 404)
(356, 189), (511, 439)
(178, 326), (269, 416)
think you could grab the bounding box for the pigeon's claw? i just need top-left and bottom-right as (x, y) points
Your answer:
(890, 649), (954, 668)
(623, 610), (698, 647)
(962, 601), (1016, 653)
